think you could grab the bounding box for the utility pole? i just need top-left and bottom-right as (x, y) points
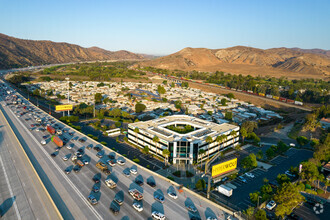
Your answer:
(93, 100), (96, 118)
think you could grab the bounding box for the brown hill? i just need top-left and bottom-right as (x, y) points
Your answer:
(139, 46), (330, 79)
(0, 33), (147, 69)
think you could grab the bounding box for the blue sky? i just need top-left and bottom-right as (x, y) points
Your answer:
(1, 0), (329, 55)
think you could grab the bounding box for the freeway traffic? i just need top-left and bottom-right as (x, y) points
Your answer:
(0, 81), (236, 219)
(0, 107), (61, 219)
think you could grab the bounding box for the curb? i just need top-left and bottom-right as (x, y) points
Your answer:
(0, 108), (63, 220)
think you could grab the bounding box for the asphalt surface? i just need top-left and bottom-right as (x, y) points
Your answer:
(0, 105), (60, 219)
(0, 81), (235, 220)
(211, 147), (314, 212)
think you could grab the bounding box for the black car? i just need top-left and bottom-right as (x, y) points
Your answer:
(135, 179), (144, 186)
(87, 144), (93, 150)
(94, 146), (101, 152)
(93, 176), (100, 183)
(147, 181), (156, 188)
(78, 148), (84, 153)
(110, 206), (119, 215)
(103, 169), (111, 175)
(108, 154), (115, 159)
(64, 168), (71, 174)
(96, 151), (104, 158)
(79, 138), (86, 143)
(92, 185), (100, 193)
(42, 135), (48, 139)
(68, 132), (74, 136)
(114, 197), (123, 206)
(63, 137), (69, 142)
(51, 153), (57, 157)
(73, 166), (81, 173)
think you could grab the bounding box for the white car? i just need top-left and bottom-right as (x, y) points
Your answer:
(266, 200), (276, 210)
(168, 191), (177, 199)
(132, 203), (143, 212)
(289, 143), (295, 147)
(117, 159), (125, 165)
(62, 155), (70, 161)
(207, 217), (218, 220)
(130, 168), (137, 174)
(36, 127), (40, 131)
(151, 211), (165, 220)
(41, 140), (46, 145)
(245, 172), (255, 178)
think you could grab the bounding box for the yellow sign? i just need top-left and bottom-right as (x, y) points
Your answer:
(55, 105), (73, 111)
(212, 158), (237, 178)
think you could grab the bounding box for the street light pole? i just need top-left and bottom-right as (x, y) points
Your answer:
(257, 196), (262, 208)
(66, 77), (70, 116)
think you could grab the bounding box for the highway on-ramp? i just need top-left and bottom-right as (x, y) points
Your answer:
(0, 81), (237, 220)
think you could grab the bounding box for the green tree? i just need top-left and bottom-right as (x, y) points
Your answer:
(94, 93), (103, 104)
(157, 85), (166, 96)
(227, 93), (235, 99)
(240, 127), (247, 144)
(142, 146), (149, 155)
(115, 121), (121, 127)
(244, 206), (255, 220)
(224, 111), (233, 120)
(195, 179), (206, 191)
(174, 101), (182, 110)
(241, 121), (258, 133)
(256, 150), (263, 160)
(249, 191), (261, 204)
(162, 80), (167, 85)
(181, 81), (189, 88)
(198, 149), (206, 167)
(33, 89), (40, 96)
(296, 136), (309, 146)
(221, 98), (227, 106)
(266, 147), (275, 159)
(254, 209), (267, 220)
(300, 161), (320, 182)
(241, 153), (258, 169)
(277, 174), (290, 185)
(135, 103), (146, 113)
(274, 182), (305, 217)
(162, 149), (170, 165)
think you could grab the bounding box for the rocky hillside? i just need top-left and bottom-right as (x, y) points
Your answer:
(139, 46), (330, 79)
(0, 33), (147, 69)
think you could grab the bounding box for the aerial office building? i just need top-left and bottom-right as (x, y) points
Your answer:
(128, 115), (240, 165)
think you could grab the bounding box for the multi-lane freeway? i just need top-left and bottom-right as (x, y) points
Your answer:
(0, 101), (61, 219)
(0, 81), (237, 220)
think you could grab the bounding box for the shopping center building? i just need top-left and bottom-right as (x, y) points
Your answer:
(128, 115), (240, 165)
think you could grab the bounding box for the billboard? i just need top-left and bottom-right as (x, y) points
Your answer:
(55, 105), (73, 111)
(212, 158), (237, 178)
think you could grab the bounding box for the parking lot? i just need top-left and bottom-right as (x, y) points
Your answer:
(212, 148), (314, 211)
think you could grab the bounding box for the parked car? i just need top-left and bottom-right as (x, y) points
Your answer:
(266, 200), (276, 210)
(117, 159), (125, 165)
(245, 172), (255, 178)
(238, 176), (247, 183)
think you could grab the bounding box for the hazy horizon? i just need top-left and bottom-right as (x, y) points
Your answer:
(1, 0), (329, 55)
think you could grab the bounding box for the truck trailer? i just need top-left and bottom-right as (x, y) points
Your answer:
(47, 125), (56, 134)
(52, 136), (63, 147)
(216, 185), (233, 197)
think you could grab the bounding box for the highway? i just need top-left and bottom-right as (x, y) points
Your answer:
(0, 81), (237, 219)
(0, 104), (61, 218)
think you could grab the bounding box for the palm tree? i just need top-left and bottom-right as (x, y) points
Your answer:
(162, 149), (170, 165)
(198, 149), (206, 168)
(142, 145), (149, 155)
(133, 127), (139, 143)
(153, 136), (160, 158)
(205, 136), (213, 161)
(216, 134), (227, 153)
(240, 127), (247, 144)
(230, 130), (238, 138)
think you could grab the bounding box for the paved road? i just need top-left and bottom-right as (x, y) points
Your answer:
(0, 107), (61, 219)
(1, 81), (236, 219)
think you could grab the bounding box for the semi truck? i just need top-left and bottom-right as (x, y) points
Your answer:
(105, 179), (117, 189)
(128, 189), (143, 200)
(216, 185), (233, 197)
(47, 125), (56, 134)
(52, 136), (63, 147)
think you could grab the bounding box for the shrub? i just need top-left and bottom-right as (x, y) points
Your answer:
(186, 171), (194, 177)
(123, 137), (128, 142)
(133, 158), (140, 163)
(123, 154), (127, 157)
(167, 176), (174, 181)
(316, 188), (324, 195)
(146, 165), (150, 169)
(100, 141), (107, 146)
(173, 171), (181, 177)
(115, 121), (121, 127)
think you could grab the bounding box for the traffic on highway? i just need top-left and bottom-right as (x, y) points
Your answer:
(0, 80), (235, 220)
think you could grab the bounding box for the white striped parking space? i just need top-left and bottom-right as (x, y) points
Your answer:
(270, 156), (287, 165)
(285, 148), (298, 157)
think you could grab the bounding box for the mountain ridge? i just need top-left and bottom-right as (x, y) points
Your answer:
(0, 33), (148, 69)
(138, 46), (330, 79)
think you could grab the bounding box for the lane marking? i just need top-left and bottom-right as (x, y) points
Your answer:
(0, 155), (21, 220)
(6, 105), (103, 220)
